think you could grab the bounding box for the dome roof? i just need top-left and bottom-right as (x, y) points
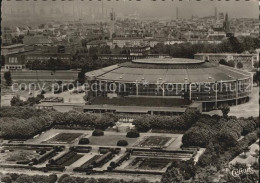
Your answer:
(86, 58), (251, 84)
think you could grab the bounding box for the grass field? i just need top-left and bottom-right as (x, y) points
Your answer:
(0, 150), (40, 163)
(1, 70), (78, 81)
(42, 133), (83, 144)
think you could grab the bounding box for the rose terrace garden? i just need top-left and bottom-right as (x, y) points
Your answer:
(0, 107), (259, 182)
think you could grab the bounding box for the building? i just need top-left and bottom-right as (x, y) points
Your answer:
(23, 35), (53, 46)
(24, 52), (72, 62)
(85, 57), (253, 111)
(1, 44), (25, 56)
(1, 27), (13, 45)
(129, 46), (150, 56)
(4, 50), (72, 70)
(4, 50), (39, 70)
(194, 53), (259, 71)
(112, 37), (146, 48)
(97, 53), (167, 61)
(86, 40), (107, 49)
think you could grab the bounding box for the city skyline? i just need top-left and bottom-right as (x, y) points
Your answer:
(2, 0), (259, 21)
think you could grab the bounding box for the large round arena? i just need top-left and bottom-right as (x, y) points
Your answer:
(85, 57), (253, 111)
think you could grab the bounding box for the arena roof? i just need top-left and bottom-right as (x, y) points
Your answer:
(86, 58), (252, 84)
(132, 58), (204, 64)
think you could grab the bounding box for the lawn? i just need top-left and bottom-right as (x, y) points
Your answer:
(0, 147), (48, 164)
(42, 133), (83, 144)
(88, 134), (138, 147)
(134, 136), (174, 148)
(3, 150), (40, 162)
(2, 70), (78, 81)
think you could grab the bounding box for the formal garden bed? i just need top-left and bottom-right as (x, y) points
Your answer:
(133, 136), (174, 148)
(47, 151), (84, 167)
(88, 134), (138, 146)
(126, 157), (172, 171)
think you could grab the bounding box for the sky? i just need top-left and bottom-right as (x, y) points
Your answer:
(2, 0), (259, 20)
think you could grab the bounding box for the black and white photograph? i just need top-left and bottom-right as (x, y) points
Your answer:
(0, 0), (259, 182)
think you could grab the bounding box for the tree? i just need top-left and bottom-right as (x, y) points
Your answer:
(219, 59), (228, 66)
(229, 36), (244, 53)
(237, 62), (243, 69)
(4, 71), (12, 86)
(253, 71), (260, 86)
(253, 61), (259, 69)
(10, 96), (24, 106)
(1, 175), (12, 183)
(83, 94), (89, 102)
(227, 60), (235, 67)
(161, 167), (184, 183)
(1, 55), (5, 66)
(14, 174), (34, 183)
(220, 103), (230, 119)
(133, 117), (151, 132)
(78, 70), (86, 85)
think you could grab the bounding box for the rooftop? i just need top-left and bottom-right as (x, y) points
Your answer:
(2, 44), (24, 49)
(195, 53), (258, 56)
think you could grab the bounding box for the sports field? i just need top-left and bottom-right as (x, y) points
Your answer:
(1, 70), (78, 81)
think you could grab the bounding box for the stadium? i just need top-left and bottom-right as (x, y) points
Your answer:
(85, 57), (253, 112)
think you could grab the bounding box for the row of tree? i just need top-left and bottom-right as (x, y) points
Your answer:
(0, 116), (53, 139)
(219, 59), (244, 69)
(133, 111), (201, 132)
(0, 107), (119, 139)
(151, 36), (260, 57)
(52, 111), (118, 130)
(10, 94), (45, 107)
(1, 173), (57, 183)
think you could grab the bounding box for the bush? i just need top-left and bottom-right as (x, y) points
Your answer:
(92, 130), (104, 136)
(237, 62), (243, 69)
(110, 161), (116, 167)
(126, 130), (140, 138)
(58, 174), (70, 183)
(219, 59), (228, 66)
(117, 140), (128, 146)
(227, 60), (235, 67)
(79, 138), (90, 144)
(48, 174), (57, 183)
